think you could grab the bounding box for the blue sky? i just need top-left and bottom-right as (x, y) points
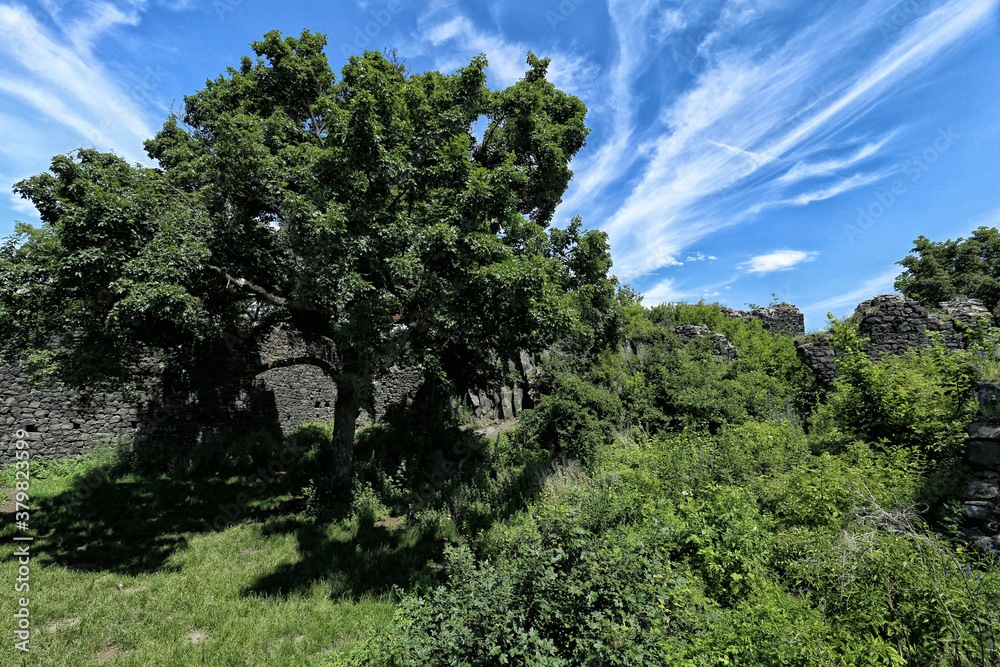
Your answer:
(1, 0), (998, 330)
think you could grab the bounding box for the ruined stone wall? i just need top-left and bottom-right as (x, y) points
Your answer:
(0, 331), (428, 463)
(794, 294), (994, 384)
(0, 330), (541, 462)
(0, 299), (828, 462)
(721, 303), (805, 337)
(961, 383), (1000, 550)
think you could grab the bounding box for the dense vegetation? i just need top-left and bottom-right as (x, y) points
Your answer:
(3, 300), (998, 666)
(3, 26), (1000, 665)
(0, 31), (617, 502)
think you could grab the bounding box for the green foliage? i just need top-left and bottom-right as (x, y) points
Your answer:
(0, 31), (619, 498)
(109, 427), (285, 478)
(895, 226), (1000, 319)
(814, 317), (979, 459)
(975, 384), (1000, 422)
(607, 421), (810, 504)
(392, 526), (714, 665)
(591, 301), (818, 434)
(753, 442), (924, 529)
(517, 372), (623, 465)
(963, 324), (1000, 383)
(789, 500), (1000, 666)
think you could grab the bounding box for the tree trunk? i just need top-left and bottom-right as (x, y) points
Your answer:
(331, 382), (360, 504)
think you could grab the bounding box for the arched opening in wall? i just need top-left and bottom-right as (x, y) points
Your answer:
(22, 424), (37, 432)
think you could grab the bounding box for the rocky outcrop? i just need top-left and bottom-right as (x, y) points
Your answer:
(463, 351), (539, 421)
(671, 324), (738, 361)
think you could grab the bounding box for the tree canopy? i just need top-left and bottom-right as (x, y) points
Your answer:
(0, 30), (620, 499)
(894, 226), (1000, 319)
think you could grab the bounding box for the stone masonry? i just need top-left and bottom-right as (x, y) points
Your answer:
(795, 294), (994, 385)
(963, 385), (1000, 550)
(0, 329), (540, 462)
(721, 303), (805, 337)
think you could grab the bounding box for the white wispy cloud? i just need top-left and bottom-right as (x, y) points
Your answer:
(741, 250), (818, 274)
(418, 13), (598, 93)
(557, 0), (672, 219)
(766, 0), (997, 158)
(639, 277), (681, 306)
(778, 136), (893, 183)
(592, 0), (997, 282)
(67, 1), (144, 52)
(757, 171), (888, 210)
(0, 3), (157, 165)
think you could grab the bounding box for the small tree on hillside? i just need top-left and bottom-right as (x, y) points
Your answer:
(0, 30), (620, 501)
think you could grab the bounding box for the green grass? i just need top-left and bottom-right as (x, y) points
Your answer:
(0, 443), (451, 666)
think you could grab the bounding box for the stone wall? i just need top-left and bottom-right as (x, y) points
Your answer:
(721, 303), (805, 337)
(953, 330), (999, 564)
(0, 331), (428, 463)
(463, 351), (539, 421)
(795, 294), (994, 385)
(0, 329), (542, 462)
(963, 383), (1000, 550)
(0, 297), (866, 463)
(671, 325), (737, 360)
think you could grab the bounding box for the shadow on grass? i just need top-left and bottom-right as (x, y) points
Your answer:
(242, 514), (446, 600)
(19, 465), (306, 576)
(9, 394), (549, 601)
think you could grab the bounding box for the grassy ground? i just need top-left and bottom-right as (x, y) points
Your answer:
(0, 444), (451, 666)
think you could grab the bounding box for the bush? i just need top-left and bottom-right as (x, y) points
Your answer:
(517, 372), (622, 465)
(392, 529), (715, 665)
(788, 496), (1000, 666)
(591, 301), (819, 436)
(814, 318), (978, 460)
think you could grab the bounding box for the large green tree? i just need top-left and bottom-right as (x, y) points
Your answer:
(0, 31), (619, 499)
(894, 226), (1000, 319)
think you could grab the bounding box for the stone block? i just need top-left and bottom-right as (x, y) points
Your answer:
(964, 503), (994, 521)
(969, 424), (1000, 441)
(966, 479), (1000, 500)
(969, 440), (1000, 468)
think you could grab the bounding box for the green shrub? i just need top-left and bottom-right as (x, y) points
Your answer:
(814, 318), (978, 459)
(788, 498), (1000, 666)
(753, 442), (923, 530)
(591, 301), (819, 436)
(517, 372), (622, 465)
(392, 529), (715, 665)
(962, 325), (1000, 382)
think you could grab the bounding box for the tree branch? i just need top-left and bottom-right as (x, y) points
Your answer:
(207, 265), (326, 316)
